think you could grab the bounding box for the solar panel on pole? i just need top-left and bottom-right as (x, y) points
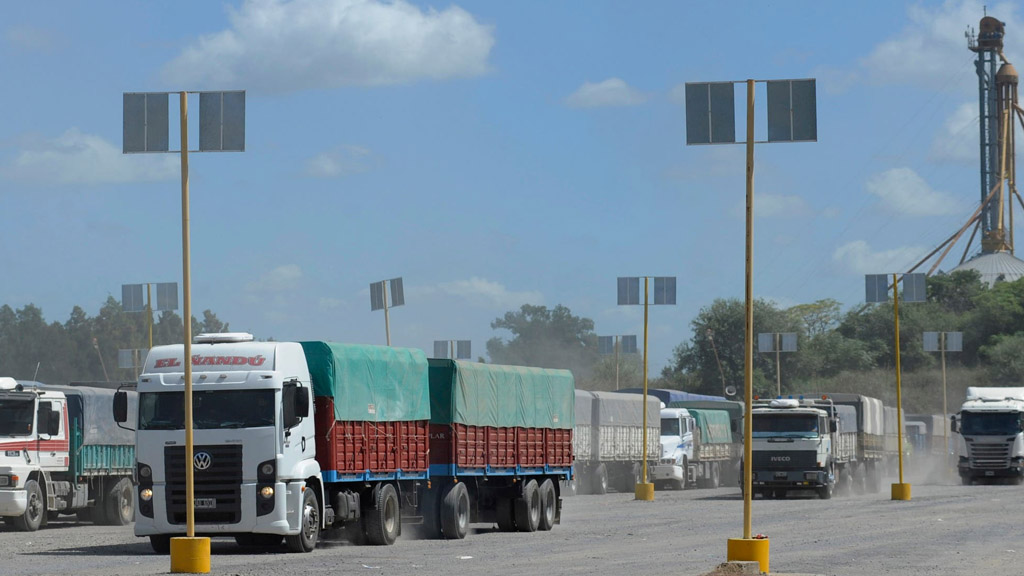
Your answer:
(685, 82), (736, 145)
(923, 332), (940, 352)
(118, 349), (135, 369)
(767, 79), (817, 143)
(389, 277), (405, 307)
(123, 93), (169, 153)
(621, 335), (638, 354)
(433, 340), (448, 359)
(370, 282), (385, 311)
(946, 332), (963, 352)
(456, 340), (471, 359)
(156, 282), (179, 311)
(617, 277), (640, 305)
(757, 333), (774, 353)
(199, 91), (245, 152)
(902, 273), (927, 303)
(653, 277), (676, 305)
(598, 336), (614, 355)
(865, 274), (889, 303)
(122, 284), (145, 312)
(780, 333), (797, 352)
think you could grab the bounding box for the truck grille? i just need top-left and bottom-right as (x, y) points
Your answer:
(165, 445), (243, 524)
(752, 450), (818, 470)
(968, 441), (1012, 470)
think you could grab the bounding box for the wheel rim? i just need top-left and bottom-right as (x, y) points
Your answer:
(119, 486), (132, 520)
(303, 500), (319, 541)
(27, 490), (41, 522)
(529, 490), (540, 525)
(384, 494), (397, 534)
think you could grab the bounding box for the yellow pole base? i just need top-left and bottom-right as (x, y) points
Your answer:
(634, 482), (655, 501)
(727, 537), (770, 574)
(170, 537), (211, 574)
(891, 482), (912, 501)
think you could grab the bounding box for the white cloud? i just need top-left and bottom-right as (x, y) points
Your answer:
(860, 1), (1021, 88)
(866, 167), (960, 216)
(436, 277), (543, 309)
(246, 265), (303, 293)
(161, 0), (495, 92)
(1, 129), (178, 185)
(756, 194), (813, 218)
(929, 102), (978, 163)
(303, 145), (373, 178)
(832, 240), (927, 275)
(565, 78), (647, 108)
(4, 26), (58, 52)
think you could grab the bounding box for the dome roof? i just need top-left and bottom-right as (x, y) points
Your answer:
(949, 251), (1024, 286)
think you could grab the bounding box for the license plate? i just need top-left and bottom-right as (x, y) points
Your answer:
(194, 498), (217, 509)
(5, 451), (19, 457)
(774, 471), (787, 479)
(985, 471), (995, 477)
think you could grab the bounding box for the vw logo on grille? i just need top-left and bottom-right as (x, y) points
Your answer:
(194, 451), (213, 471)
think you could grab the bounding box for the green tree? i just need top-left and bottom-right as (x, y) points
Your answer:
(486, 304), (598, 385)
(979, 332), (1024, 383)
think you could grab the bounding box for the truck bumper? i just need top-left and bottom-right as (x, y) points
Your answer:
(650, 464), (684, 483)
(135, 480), (302, 537)
(958, 464), (1024, 479)
(752, 469), (827, 488)
(0, 489), (27, 516)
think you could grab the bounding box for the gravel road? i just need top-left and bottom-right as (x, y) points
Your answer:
(2, 475), (1020, 576)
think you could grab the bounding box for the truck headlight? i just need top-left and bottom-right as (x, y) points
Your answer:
(259, 486), (275, 499)
(0, 476), (9, 487)
(140, 488), (153, 501)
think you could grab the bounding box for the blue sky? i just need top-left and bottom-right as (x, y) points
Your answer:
(0, 0), (1018, 373)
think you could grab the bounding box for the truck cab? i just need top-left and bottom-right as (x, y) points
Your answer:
(953, 387), (1024, 485)
(126, 334), (320, 553)
(0, 378), (66, 530)
(749, 399), (837, 499)
(651, 407), (694, 489)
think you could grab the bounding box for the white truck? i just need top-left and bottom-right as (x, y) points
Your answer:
(571, 390), (659, 494)
(0, 378), (137, 530)
(952, 386), (1024, 485)
(651, 406), (735, 490)
(746, 398), (857, 499)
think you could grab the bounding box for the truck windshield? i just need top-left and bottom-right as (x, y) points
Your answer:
(753, 414), (819, 438)
(961, 411), (1023, 436)
(661, 418), (681, 436)
(139, 390), (275, 430)
(0, 398), (34, 436)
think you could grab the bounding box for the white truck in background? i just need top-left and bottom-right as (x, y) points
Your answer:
(572, 390), (659, 494)
(651, 406), (735, 490)
(953, 387), (1024, 485)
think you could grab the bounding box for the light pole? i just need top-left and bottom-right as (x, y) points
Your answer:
(598, 335), (637, 390)
(686, 76), (817, 574)
(757, 332), (797, 397)
(434, 340), (471, 360)
(617, 276), (675, 501)
(924, 330), (963, 476)
(370, 277), (405, 346)
(867, 272), (926, 501)
(124, 89), (245, 574)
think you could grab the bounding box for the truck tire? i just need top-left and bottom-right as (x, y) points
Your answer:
(818, 467), (835, 500)
(13, 479), (44, 532)
(440, 482), (469, 540)
(514, 480), (540, 533)
(103, 478), (134, 526)
(150, 535), (171, 554)
(365, 483), (400, 546)
(591, 464), (608, 495)
(286, 486), (320, 553)
(537, 479), (556, 531)
(495, 497), (516, 532)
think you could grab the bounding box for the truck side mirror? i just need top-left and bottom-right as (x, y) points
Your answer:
(295, 386), (309, 418)
(113, 391), (128, 423)
(950, 416), (958, 433)
(829, 420), (838, 433)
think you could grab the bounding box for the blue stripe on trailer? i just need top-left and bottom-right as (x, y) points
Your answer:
(428, 463), (573, 481)
(320, 469), (429, 483)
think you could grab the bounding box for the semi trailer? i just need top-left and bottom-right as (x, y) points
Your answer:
(571, 390), (659, 494)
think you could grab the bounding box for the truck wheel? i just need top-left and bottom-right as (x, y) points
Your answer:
(818, 469), (834, 500)
(537, 479), (556, 531)
(13, 480), (44, 531)
(440, 482), (469, 540)
(495, 497), (516, 532)
(514, 480), (541, 533)
(365, 483), (400, 546)
(591, 464), (608, 495)
(104, 478), (134, 526)
(286, 487), (320, 553)
(150, 535), (171, 554)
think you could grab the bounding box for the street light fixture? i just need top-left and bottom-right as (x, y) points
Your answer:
(123, 89), (245, 574)
(617, 275), (675, 502)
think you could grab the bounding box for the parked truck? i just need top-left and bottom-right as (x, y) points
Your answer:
(746, 397), (857, 499)
(652, 406), (735, 490)
(952, 387), (1024, 485)
(120, 335), (573, 553)
(571, 390), (659, 494)
(667, 399), (744, 487)
(905, 413), (947, 459)
(0, 377), (137, 531)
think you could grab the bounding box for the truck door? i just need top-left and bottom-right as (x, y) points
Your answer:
(37, 400), (68, 470)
